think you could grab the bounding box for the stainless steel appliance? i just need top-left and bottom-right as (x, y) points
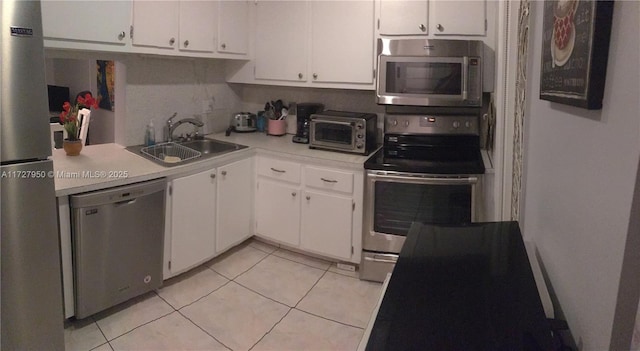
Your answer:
(360, 108), (484, 282)
(1, 1), (65, 349)
(292, 102), (324, 144)
(71, 179), (166, 318)
(232, 112), (257, 132)
(309, 110), (378, 155)
(376, 38), (487, 107)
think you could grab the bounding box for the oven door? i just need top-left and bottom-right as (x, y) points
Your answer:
(377, 55), (481, 107)
(309, 118), (356, 151)
(363, 171), (480, 253)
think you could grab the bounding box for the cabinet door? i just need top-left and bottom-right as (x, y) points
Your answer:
(216, 158), (253, 254)
(132, 0), (179, 49)
(255, 1), (308, 82)
(301, 190), (353, 260)
(432, 1), (486, 35)
(310, 1), (374, 84)
(378, 0), (428, 35)
(255, 180), (300, 246)
(179, 1), (217, 53)
(218, 0), (248, 54)
(170, 169), (216, 274)
(42, 1), (132, 45)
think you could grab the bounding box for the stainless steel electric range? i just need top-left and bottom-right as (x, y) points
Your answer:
(360, 107), (485, 282)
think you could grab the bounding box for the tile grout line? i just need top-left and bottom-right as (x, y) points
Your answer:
(176, 309), (234, 351)
(294, 269), (329, 310)
(247, 306), (293, 351)
(293, 307), (366, 330)
(158, 278), (231, 312)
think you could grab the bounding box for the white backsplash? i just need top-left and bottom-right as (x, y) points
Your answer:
(123, 56), (242, 146)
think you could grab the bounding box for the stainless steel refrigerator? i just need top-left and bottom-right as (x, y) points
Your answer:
(1, 1), (65, 349)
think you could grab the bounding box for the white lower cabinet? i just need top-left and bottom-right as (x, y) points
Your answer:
(216, 158), (254, 254)
(255, 179), (301, 247)
(167, 168), (217, 276)
(301, 190), (353, 260)
(254, 156), (362, 263)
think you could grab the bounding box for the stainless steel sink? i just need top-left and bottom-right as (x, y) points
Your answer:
(180, 139), (243, 155)
(126, 139), (248, 167)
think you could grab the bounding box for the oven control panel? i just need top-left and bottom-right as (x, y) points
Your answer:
(384, 114), (479, 135)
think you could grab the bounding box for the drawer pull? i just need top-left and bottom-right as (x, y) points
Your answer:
(270, 167), (286, 173)
(321, 177), (337, 183)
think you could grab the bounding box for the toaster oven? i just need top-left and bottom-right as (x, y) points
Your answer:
(309, 111), (378, 155)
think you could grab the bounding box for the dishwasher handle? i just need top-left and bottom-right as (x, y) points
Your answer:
(115, 198), (137, 207)
(71, 178), (167, 208)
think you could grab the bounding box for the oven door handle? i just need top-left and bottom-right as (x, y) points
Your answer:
(369, 173), (478, 185)
(364, 254), (399, 264)
(462, 56), (469, 100)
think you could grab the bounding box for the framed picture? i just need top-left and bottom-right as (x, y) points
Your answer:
(539, 0), (614, 110)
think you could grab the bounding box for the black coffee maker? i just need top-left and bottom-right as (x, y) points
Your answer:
(292, 103), (324, 144)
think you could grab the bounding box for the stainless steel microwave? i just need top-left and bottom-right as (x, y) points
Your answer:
(376, 38), (486, 107)
(309, 111), (377, 155)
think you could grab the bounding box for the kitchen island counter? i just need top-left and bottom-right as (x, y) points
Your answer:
(363, 221), (553, 350)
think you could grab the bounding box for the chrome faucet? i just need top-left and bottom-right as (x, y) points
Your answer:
(165, 113), (204, 142)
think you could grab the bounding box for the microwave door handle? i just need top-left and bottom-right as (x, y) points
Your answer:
(462, 56), (469, 100)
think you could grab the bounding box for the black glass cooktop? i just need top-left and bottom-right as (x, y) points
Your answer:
(365, 134), (485, 174)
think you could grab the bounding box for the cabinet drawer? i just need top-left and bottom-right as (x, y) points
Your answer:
(257, 157), (301, 183)
(304, 166), (353, 194)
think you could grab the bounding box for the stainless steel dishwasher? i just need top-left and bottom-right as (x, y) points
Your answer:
(71, 178), (166, 318)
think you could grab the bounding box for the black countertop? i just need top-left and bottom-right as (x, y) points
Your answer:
(366, 221), (553, 351)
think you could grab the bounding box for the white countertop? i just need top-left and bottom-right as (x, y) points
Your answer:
(52, 132), (373, 197)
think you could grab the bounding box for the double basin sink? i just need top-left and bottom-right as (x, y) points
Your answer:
(127, 139), (248, 167)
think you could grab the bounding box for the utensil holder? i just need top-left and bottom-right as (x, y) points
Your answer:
(267, 119), (286, 136)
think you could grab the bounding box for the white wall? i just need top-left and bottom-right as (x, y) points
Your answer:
(521, 1), (640, 349)
(123, 56), (241, 146)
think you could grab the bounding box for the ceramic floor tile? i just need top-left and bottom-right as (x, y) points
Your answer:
(157, 266), (228, 309)
(94, 292), (174, 341)
(110, 311), (228, 351)
(272, 248), (332, 270)
(64, 319), (107, 351)
(236, 255), (325, 307)
(328, 263), (360, 278)
(208, 244), (269, 279)
(180, 281), (289, 351)
(297, 271), (382, 328)
(91, 343), (113, 351)
(248, 237), (279, 254)
(252, 309), (363, 351)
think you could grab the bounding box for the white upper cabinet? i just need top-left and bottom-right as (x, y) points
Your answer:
(41, 1), (132, 45)
(179, 1), (217, 53)
(132, 1), (179, 49)
(255, 1), (308, 82)
(218, 0), (249, 55)
(377, 0), (486, 37)
(431, 1), (486, 36)
(310, 1), (374, 84)
(378, 0), (428, 35)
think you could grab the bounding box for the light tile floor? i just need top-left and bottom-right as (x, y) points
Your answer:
(64, 238), (382, 351)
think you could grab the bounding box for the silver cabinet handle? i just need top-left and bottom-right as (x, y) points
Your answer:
(312, 73), (318, 79)
(298, 73), (303, 79)
(118, 31), (126, 40)
(221, 43), (226, 49)
(418, 24), (426, 32)
(291, 192), (297, 197)
(210, 173), (216, 179)
(184, 40), (189, 47)
(436, 24), (444, 32)
(306, 195), (310, 200)
(169, 37), (175, 45)
(221, 170), (227, 176)
(270, 167), (285, 173)
(320, 178), (337, 183)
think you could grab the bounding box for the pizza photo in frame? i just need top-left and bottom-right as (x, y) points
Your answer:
(539, 0), (614, 110)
